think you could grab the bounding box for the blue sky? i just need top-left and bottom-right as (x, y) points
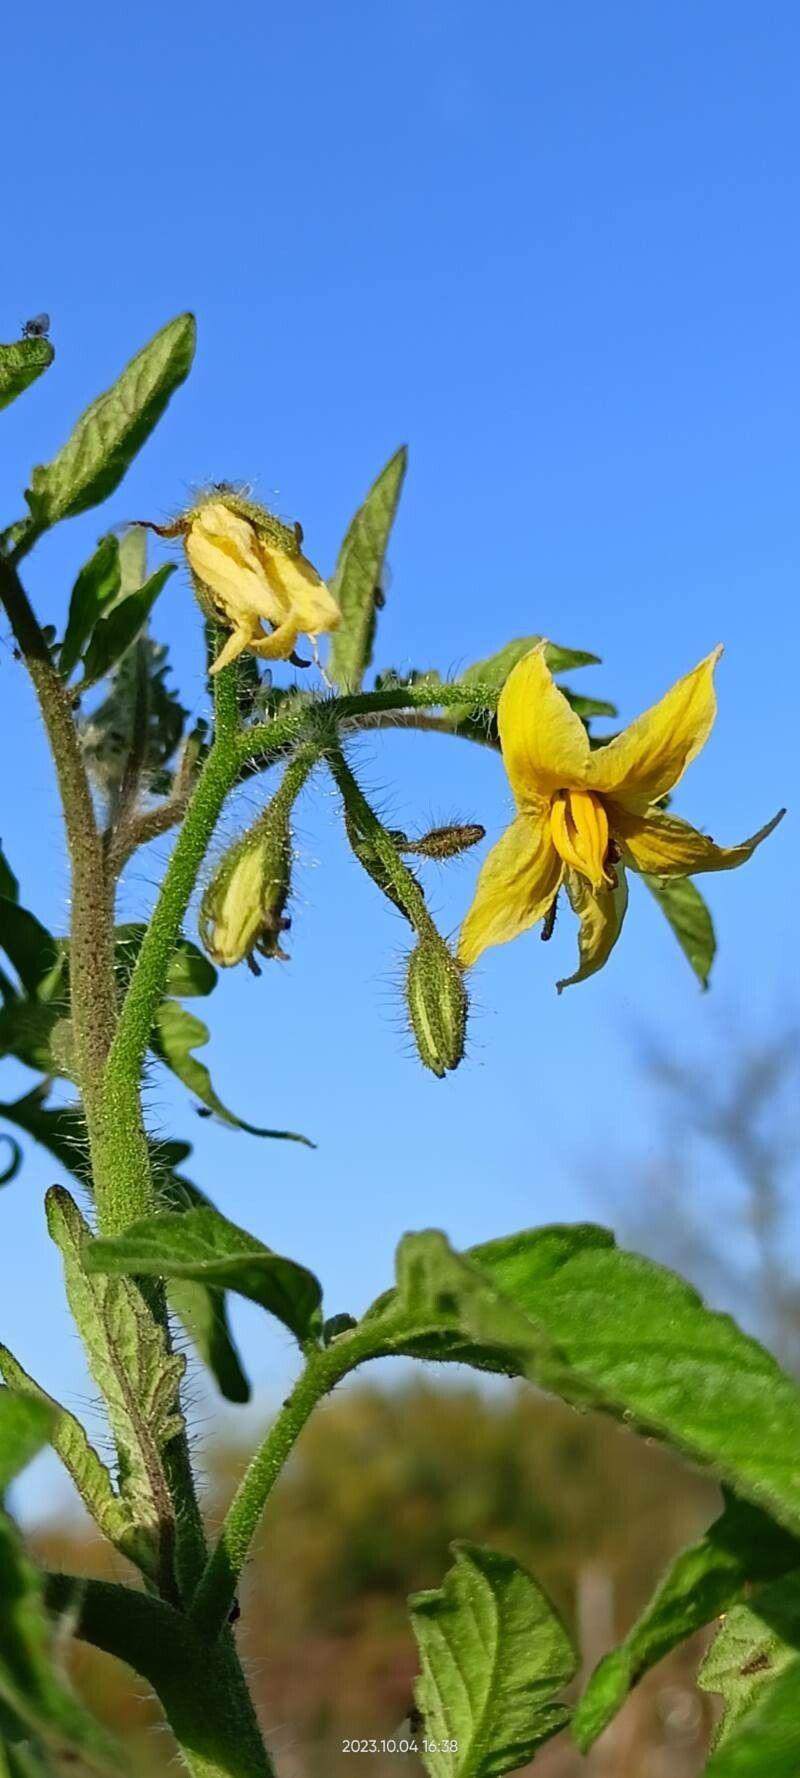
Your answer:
(2, 1), (798, 1516)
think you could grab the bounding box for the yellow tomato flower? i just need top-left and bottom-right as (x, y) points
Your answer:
(458, 643), (783, 991)
(184, 496), (340, 675)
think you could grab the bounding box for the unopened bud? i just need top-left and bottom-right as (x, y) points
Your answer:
(200, 794), (296, 969)
(405, 939), (468, 1078)
(399, 823), (485, 860)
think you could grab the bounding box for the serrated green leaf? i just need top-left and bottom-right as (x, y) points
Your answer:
(410, 1541), (576, 1777)
(150, 998), (314, 1143)
(698, 1568), (800, 1754)
(0, 1348), (138, 1562)
(58, 536), (121, 680)
(329, 447), (407, 692)
(574, 1493), (800, 1750)
(79, 631), (188, 802)
(702, 1653), (800, 1775)
(0, 1516), (125, 1772)
(85, 1207), (323, 1346)
(0, 341), (54, 413)
(46, 1187), (184, 1592)
(363, 1225), (800, 1534)
(25, 315), (195, 530)
(643, 873), (716, 988)
(80, 563), (174, 689)
(0, 1393), (52, 1492)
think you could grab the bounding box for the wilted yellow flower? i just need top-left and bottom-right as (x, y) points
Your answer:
(459, 643), (783, 991)
(184, 496), (340, 674)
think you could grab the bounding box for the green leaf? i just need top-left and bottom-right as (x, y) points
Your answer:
(0, 341), (53, 413)
(150, 998), (314, 1143)
(643, 873), (717, 988)
(0, 902), (60, 1000)
(58, 535), (121, 680)
(702, 1654), (800, 1775)
(0, 1516), (125, 1772)
(329, 447), (407, 692)
(167, 1280), (250, 1405)
(80, 563), (175, 689)
(0, 1139), (21, 1188)
(0, 851), (19, 906)
(559, 690), (618, 720)
(25, 314), (195, 530)
(0, 1348), (139, 1564)
(0, 1004), (66, 1078)
(699, 1569), (800, 1754)
(0, 1087), (89, 1187)
(79, 633), (188, 800)
(410, 1541), (577, 1777)
(363, 1226), (800, 1535)
(113, 925), (216, 999)
(458, 636), (600, 699)
(85, 1206), (323, 1346)
(574, 1492), (800, 1750)
(46, 1187), (185, 1592)
(0, 1393), (52, 1492)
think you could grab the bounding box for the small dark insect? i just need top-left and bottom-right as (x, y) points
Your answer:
(21, 313), (51, 339)
(740, 1651), (771, 1676)
(293, 519), (304, 546)
(541, 893), (559, 942)
(407, 1707), (425, 1734)
(227, 1597), (242, 1626)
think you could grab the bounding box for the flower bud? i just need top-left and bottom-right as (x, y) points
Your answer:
(199, 764), (305, 973)
(183, 491), (340, 676)
(405, 938), (468, 1078)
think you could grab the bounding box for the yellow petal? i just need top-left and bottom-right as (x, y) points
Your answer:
(498, 644), (591, 805)
(611, 804), (785, 875)
(458, 811), (563, 968)
(556, 868), (629, 993)
(549, 789), (611, 889)
(261, 546), (341, 638)
(186, 502), (281, 625)
(587, 648), (722, 810)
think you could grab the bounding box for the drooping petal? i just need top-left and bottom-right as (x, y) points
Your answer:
(587, 648), (722, 810)
(556, 867), (629, 993)
(186, 502), (282, 624)
(498, 644), (591, 805)
(611, 804), (785, 876)
(261, 545), (341, 638)
(458, 811), (563, 967)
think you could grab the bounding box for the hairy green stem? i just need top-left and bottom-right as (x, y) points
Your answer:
(190, 1341), (359, 1640)
(46, 1574), (274, 1778)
